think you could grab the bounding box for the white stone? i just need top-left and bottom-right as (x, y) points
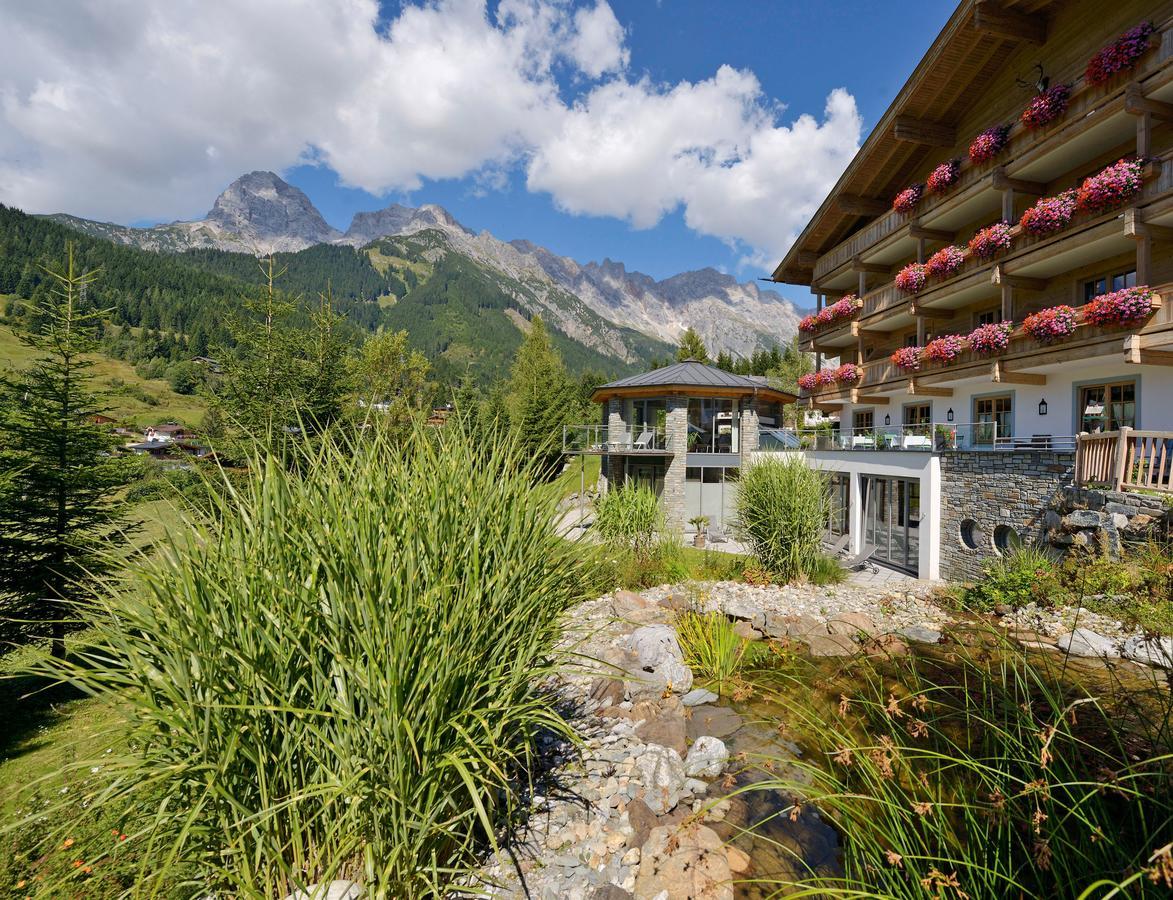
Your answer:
(684, 736), (729, 778)
(283, 882), (362, 900)
(681, 688), (719, 707)
(1123, 635), (1173, 668)
(632, 744), (687, 814)
(1056, 628), (1120, 658)
(623, 624), (693, 694)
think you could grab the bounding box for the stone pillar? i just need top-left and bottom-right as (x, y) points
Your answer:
(739, 396), (759, 467)
(662, 395), (689, 530)
(601, 398), (624, 493)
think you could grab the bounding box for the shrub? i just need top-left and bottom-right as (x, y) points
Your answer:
(892, 184), (924, 214)
(26, 426), (593, 897)
(1020, 83), (1071, 129)
(735, 457), (829, 583)
(1023, 305), (1078, 344)
(967, 221), (1012, 259)
(964, 544), (1061, 610)
(969, 124), (1011, 164)
(894, 262), (927, 294)
(594, 482), (663, 558)
(1086, 22), (1156, 85)
(675, 611), (752, 694)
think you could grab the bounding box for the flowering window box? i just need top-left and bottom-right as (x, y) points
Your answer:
(892, 184), (924, 215)
(890, 346), (922, 373)
(1019, 190), (1076, 235)
(1083, 286), (1155, 327)
(1086, 22), (1156, 86)
(924, 245), (966, 280)
(895, 263), (927, 294)
(1023, 305), (1077, 344)
(968, 222), (1012, 260)
(926, 159), (961, 195)
(1020, 84), (1071, 130)
(1075, 158), (1145, 215)
(967, 321), (1013, 355)
(834, 363), (863, 385)
(969, 124), (1011, 165)
(922, 334), (966, 365)
(800, 294), (862, 333)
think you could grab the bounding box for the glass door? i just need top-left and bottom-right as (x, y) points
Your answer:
(862, 476), (920, 575)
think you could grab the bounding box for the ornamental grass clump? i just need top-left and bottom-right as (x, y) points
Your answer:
(926, 159), (960, 194)
(968, 321), (1014, 355)
(892, 184), (924, 215)
(23, 425), (594, 898)
(1020, 83), (1071, 129)
(922, 334), (965, 365)
(594, 481), (664, 559)
(736, 457), (829, 583)
(968, 221), (1012, 259)
(1086, 22), (1156, 85)
(969, 124), (1011, 164)
(890, 346), (922, 372)
(1084, 285), (1156, 327)
(923, 245), (966, 279)
(1076, 157), (1146, 215)
(894, 262), (927, 294)
(1020, 190), (1077, 235)
(1024, 304), (1078, 343)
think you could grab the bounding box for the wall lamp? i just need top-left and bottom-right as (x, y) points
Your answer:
(1038, 399), (1048, 416)
(946, 408), (954, 422)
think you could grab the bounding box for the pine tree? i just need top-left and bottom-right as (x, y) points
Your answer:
(0, 246), (134, 657)
(507, 316), (578, 478)
(676, 327), (709, 363)
(353, 328), (431, 435)
(300, 284), (352, 434)
(715, 350), (735, 372)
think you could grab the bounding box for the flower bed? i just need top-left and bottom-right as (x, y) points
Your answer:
(969, 124), (1011, 165)
(923, 334), (965, 364)
(1020, 84), (1070, 130)
(1083, 285), (1155, 326)
(1023, 305), (1077, 344)
(1019, 190), (1076, 235)
(895, 262), (927, 294)
(967, 321), (1013, 355)
(834, 363), (863, 384)
(892, 184), (924, 215)
(968, 222), (1012, 260)
(890, 346), (922, 373)
(924, 245), (966, 279)
(1075, 157), (1145, 215)
(926, 159), (960, 195)
(800, 294), (861, 333)
(1086, 22), (1156, 86)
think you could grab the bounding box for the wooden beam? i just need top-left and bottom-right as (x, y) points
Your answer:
(991, 265), (1048, 291)
(837, 195), (890, 217)
(851, 257), (889, 275)
(992, 360), (1047, 385)
(1125, 84), (1173, 121)
(1123, 208), (1173, 242)
(1123, 334), (1173, 365)
(908, 223), (954, 242)
(892, 115), (956, 147)
(972, 1), (1046, 44)
(909, 303), (956, 320)
(908, 380), (953, 397)
(992, 167), (1046, 195)
(851, 391), (890, 405)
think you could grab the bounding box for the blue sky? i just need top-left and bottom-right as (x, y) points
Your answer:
(2, 0), (953, 288)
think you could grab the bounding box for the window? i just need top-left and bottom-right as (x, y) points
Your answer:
(1083, 269), (1136, 302)
(903, 404), (931, 426)
(1080, 381), (1136, 432)
(828, 473), (850, 538)
(975, 308), (1002, 327)
(853, 409), (874, 431)
(974, 395), (1013, 445)
(687, 398), (739, 453)
(904, 333), (919, 348)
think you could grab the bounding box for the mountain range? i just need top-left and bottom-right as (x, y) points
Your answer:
(49, 171), (805, 358)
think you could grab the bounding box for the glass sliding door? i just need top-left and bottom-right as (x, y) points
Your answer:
(861, 475), (920, 575)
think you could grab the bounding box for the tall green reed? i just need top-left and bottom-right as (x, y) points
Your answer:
(22, 424), (593, 898)
(593, 482), (663, 558)
(735, 457), (830, 583)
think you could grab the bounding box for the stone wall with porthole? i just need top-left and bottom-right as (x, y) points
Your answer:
(939, 451), (1075, 581)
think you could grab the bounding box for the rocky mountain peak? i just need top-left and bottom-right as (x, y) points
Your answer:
(206, 171), (339, 249)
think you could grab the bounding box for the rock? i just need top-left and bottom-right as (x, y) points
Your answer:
(994, 603), (1013, 617)
(634, 825), (733, 900)
(1042, 510), (1062, 529)
(591, 887), (633, 900)
(900, 625), (943, 644)
(682, 688), (719, 707)
(636, 711), (688, 757)
(864, 633), (908, 657)
(1123, 635), (1173, 668)
(1064, 510), (1102, 530)
(826, 611), (875, 636)
(1056, 628), (1120, 658)
(658, 592), (692, 612)
(684, 736), (729, 778)
(723, 599), (760, 622)
(633, 745), (687, 814)
(805, 633), (858, 657)
(732, 620), (762, 641)
(725, 845), (751, 874)
(283, 882), (362, 900)
(686, 706), (744, 741)
(623, 625), (694, 695)
(762, 612), (823, 641)
(625, 797), (658, 848)
(1111, 513), (1130, 530)
(590, 677), (624, 707)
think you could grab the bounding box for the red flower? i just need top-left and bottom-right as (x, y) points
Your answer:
(924, 245), (966, 279)
(923, 334), (965, 364)
(926, 159), (961, 195)
(1084, 286), (1155, 326)
(890, 346), (922, 372)
(968, 321), (1013, 355)
(1086, 23), (1156, 86)
(1020, 191), (1076, 235)
(1023, 305), (1077, 344)
(969, 124), (1011, 164)
(893, 184), (924, 215)
(1020, 84), (1071, 130)
(834, 363), (863, 384)
(968, 222), (1013, 259)
(895, 263), (927, 294)
(1075, 158), (1145, 215)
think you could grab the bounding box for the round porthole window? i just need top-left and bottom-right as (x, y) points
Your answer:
(993, 524), (1020, 554)
(959, 519), (982, 550)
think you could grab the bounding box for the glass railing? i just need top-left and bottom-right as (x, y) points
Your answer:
(562, 424), (672, 453)
(773, 423), (1076, 452)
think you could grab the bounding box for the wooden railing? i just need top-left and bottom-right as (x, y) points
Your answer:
(1075, 428), (1173, 494)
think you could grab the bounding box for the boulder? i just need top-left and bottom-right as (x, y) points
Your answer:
(684, 736), (729, 778)
(591, 887), (633, 900)
(658, 592), (692, 612)
(589, 676), (624, 707)
(805, 634), (858, 657)
(636, 711), (688, 757)
(723, 599), (760, 622)
(634, 825), (733, 900)
(732, 620), (763, 641)
(899, 625), (943, 645)
(1123, 635), (1173, 668)
(283, 882), (362, 900)
(682, 688), (719, 707)
(762, 611), (823, 641)
(1056, 628), (1120, 659)
(686, 706), (744, 741)
(826, 611), (876, 636)
(1064, 510), (1102, 530)
(623, 625), (694, 695)
(612, 590), (664, 625)
(633, 745), (688, 814)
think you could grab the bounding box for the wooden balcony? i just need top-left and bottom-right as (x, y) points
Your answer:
(1076, 428), (1173, 493)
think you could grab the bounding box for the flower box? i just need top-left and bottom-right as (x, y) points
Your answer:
(890, 346), (922, 372)
(1086, 22), (1156, 86)
(1075, 157), (1145, 215)
(924, 245), (966, 279)
(797, 372), (818, 392)
(969, 124), (1011, 165)
(1019, 190), (1076, 235)
(967, 321), (1013, 355)
(1083, 286), (1155, 327)
(968, 222), (1012, 260)
(1023, 305), (1077, 344)
(1020, 84), (1071, 130)
(834, 363), (863, 385)
(800, 294), (862, 333)
(926, 159), (961, 195)
(923, 334), (965, 364)
(895, 262), (927, 294)
(892, 184), (924, 215)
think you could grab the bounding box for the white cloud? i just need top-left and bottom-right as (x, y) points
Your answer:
(0, 0), (859, 266)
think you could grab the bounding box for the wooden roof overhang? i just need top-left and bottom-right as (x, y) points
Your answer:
(772, 0), (1061, 288)
(591, 383), (797, 405)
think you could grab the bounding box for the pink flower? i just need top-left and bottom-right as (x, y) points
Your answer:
(969, 124), (1011, 164)
(1020, 191), (1077, 235)
(834, 363), (863, 384)
(1086, 22), (1156, 86)
(800, 294), (861, 333)
(926, 159), (961, 194)
(923, 334), (965, 364)
(814, 369), (837, 387)
(799, 314), (818, 332)
(890, 346), (922, 372)
(893, 184), (924, 215)
(797, 373), (818, 392)
(895, 263), (927, 294)
(1023, 305), (1077, 344)
(1020, 84), (1071, 130)
(968, 222), (1013, 259)
(1084, 285), (1155, 326)
(1075, 158), (1145, 215)
(924, 245), (966, 279)
(968, 321), (1014, 355)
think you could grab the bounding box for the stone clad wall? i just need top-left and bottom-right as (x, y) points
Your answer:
(598, 398), (624, 494)
(739, 398), (759, 464)
(938, 451), (1075, 581)
(661, 396), (689, 529)
(1046, 487), (1172, 556)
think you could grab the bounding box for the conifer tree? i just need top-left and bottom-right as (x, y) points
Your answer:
(0, 247), (134, 657)
(506, 316), (578, 478)
(353, 328), (431, 435)
(676, 326), (709, 363)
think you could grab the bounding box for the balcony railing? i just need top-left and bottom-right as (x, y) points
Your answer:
(1075, 428), (1173, 493)
(563, 424), (673, 454)
(765, 423), (1076, 453)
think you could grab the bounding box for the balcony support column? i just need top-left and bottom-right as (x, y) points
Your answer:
(858, 271), (867, 297)
(1001, 188), (1016, 223)
(916, 237), (926, 265)
(916, 316), (927, 345)
(1137, 110), (1152, 158)
(1137, 233), (1152, 285)
(1001, 283), (1014, 322)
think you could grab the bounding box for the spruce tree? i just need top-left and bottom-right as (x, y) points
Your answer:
(353, 328), (431, 436)
(0, 247), (134, 657)
(506, 316), (578, 478)
(676, 327), (709, 363)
